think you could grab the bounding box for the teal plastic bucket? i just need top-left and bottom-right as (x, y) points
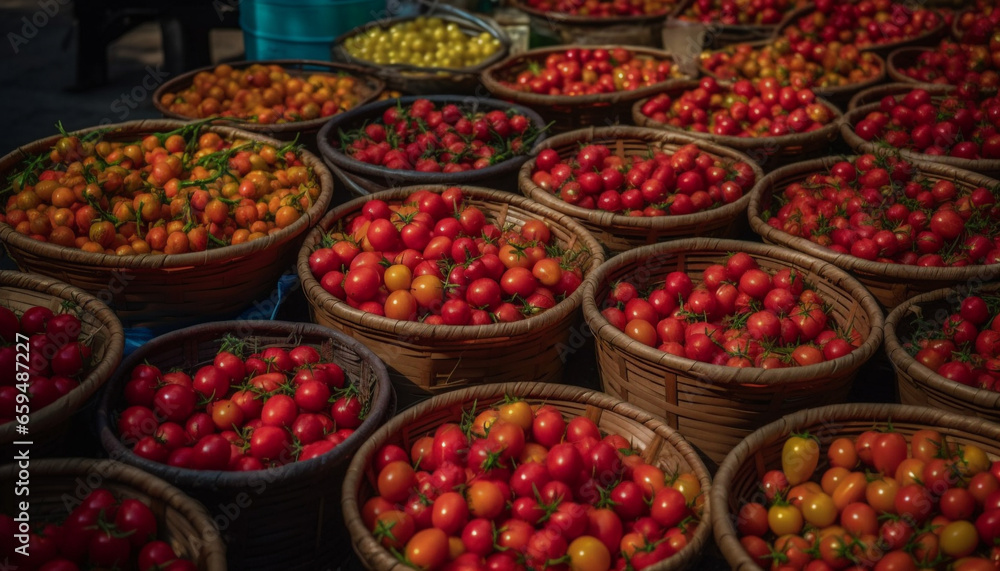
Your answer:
(240, 0), (385, 61)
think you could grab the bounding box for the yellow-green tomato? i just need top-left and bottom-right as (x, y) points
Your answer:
(782, 434), (820, 486)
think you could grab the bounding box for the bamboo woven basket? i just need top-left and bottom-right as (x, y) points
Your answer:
(0, 458), (227, 570)
(885, 285), (1000, 423)
(96, 320), (394, 571)
(342, 382), (714, 571)
(581, 238), (885, 464)
(840, 83), (1000, 178)
(297, 185), (604, 408)
(481, 46), (694, 134)
(712, 403), (1000, 571)
(748, 156), (1000, 311)
(672, 0), (795, 49)
(331, 3), (511, 95)
(511, 0), (671, 47)
(0, 271), (124, 455)
(517, 126), (764, 254)
(632, 84), (843, 169)
(152, 59), (384, 151)
(774, 3), (948, 58)
(0, 120), (334, 329)
(316, 95), (547, 197)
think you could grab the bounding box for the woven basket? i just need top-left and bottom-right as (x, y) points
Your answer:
(517, 126), (764, 254)
(712, 403), (1000, 571)
(672, 0), (792, 49)
(581, 238), (885, 464)
(511, 0), (670, 47)
(0, 120), (334, 329)
(774, 3), (948, 58)
(748, 156), (1000, 311)
(481, 46), (693, 134)
(96, 320), (394, 571)
(0, 458), (227, 570)
(331, 4), (511, 95)
(0, 271), (124, 455)
(632, 84), (843, 169)
(841, 83), (1000, 178)
(297, 185), (604, 408)
(152, 59), (384, 151)
(885, 285), (1000, 423)
(316, 95), (547, 197)
(342, 382), (713, 571)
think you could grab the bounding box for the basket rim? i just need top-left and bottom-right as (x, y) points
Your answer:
(0, 119), (334, 269)
(510, 0), (671, 25)
(631, 86), (844, 150)
(516, 125), (764, 229)
(773, 2), (948, 54)
(885, 46), (933, 84)
(95, 320), (393, 488)
(580, 237), (885, 386)
(481, 45), (695, 107)
(316, 95), (548, 184)
(884, 285), (1000, 409)
(711, 402), (1000, 571)
(845, 80), (952, 111)
(296, 184), (606, 340)
(341, 381), (714, 571)
(151, 59), (385, 132)
(0, 457), (228, 570)
(0, 271), (125, 444)
(747, 155), (1000, 281)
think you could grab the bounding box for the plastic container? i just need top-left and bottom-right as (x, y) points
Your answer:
(240, 0), (383, 61)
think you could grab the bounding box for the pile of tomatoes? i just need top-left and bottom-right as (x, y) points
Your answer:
(680, 0), (802, 26)
(338, 99), (542, 173)
(902, 291), (1000, 393)
(158, 63), (370, 124)
(734, 429), (1000, 571)
(852, 87), (1000, 160)
(780, 0), (943, 50)
(498, 47), (681, 96)
(895, 40), (1000, 93)
(954, 1), (1000, 45)
(763, 154), (1000, 266)
(0, 305), (91, 425)
(1, 488), (198, 570)
(114, 336), (364, 470)
(310, 188), (586, 324)
(362, 398), (703, 571)
(638, 77), (835, 138)
(528, 142), (756, 216)
(519, 0), (673, 17)
(600, 252), (859, 367)
(700, 39), (883, 90)
(1, 123), (323, 256)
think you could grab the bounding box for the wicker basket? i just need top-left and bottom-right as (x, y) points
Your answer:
(672, 0), (793, 49)
(0, 120), (334, 329)
(152, 59), (384, 151)
(0, 458), (227, 570)
(342, 382), (713, 571)
(632, 84), (844, 169)
(96, 321), (394, 571)
(841, 83), (1000, 178)
(316, 95), (547, 197)
(511, 0), (670, 47)
(297, 185), (604, 408)
(712, 403), (1000, 571)
(331, 3), (511, 95)
(0, 271), (124, 455)
(885, 285), (1000, 423)
(481, 46), (694, 134)
(517, 126), (764, 254)
(774, 3), (948, 58)
(581, 238), (885, 464)
(748, 156), (1000, 311)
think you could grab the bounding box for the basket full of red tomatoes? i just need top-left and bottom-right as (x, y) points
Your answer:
(342, 382), (713, 571)
(712, 403), (1000, 571)
(885, 285), (1000, 423)
(96, 320), (394, 571)
(581, 238), (884, 463)
(509, 0), (675, 47)
(296, 184), (603, 407)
